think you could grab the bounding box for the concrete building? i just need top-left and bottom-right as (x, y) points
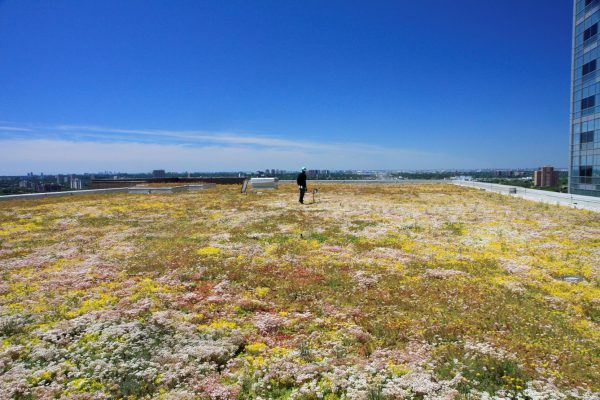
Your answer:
(534, 166), (559, 188)
(570, 0), (600, 196)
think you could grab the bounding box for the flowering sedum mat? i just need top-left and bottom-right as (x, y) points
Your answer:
(0, 183), (598, 400)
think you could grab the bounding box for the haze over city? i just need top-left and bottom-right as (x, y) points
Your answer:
(0, 0), (571, 174)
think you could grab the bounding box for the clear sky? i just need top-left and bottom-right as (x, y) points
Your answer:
(0, 0), (572, 174)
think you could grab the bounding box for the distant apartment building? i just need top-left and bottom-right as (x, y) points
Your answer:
(152, 169), (166, 178)
(570, 0), (600, 196)
(264, 169), (284, 175)
(534, 166), (559, 188)
(305, 170), (329, 179)
(493, 170), (529, 178)
(70, 176), (83, 190)
(494, 170), (514, 177)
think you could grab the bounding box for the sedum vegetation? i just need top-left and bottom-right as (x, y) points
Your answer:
(0, 183), (598, 400)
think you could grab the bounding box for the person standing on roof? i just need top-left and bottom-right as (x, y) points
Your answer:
(297, 167), (307, 204)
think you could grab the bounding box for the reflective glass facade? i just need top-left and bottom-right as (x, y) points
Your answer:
(571, 0), (600, 196)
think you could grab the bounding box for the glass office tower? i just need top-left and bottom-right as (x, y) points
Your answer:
(571, 0), (600, 196)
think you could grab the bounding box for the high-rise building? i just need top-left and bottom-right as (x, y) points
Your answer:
(533, 166), (559, 188)
(570, 0), (600, 196)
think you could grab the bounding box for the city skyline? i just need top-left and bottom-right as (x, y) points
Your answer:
(1, 1), (571, 174)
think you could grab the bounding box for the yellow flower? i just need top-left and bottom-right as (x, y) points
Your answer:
(271, 346), (292, 357)
(255, 287), (270, 298)
(197, 319), (237, 332)
(246, 342), (267, 354)
(197, 246), (221, 256)
(388, 362), (411, 376)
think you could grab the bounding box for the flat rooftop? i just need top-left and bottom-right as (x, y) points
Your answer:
(0, 183), (598, 399)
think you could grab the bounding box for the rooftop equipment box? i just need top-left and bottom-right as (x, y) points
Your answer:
(249, 177), (279, 189)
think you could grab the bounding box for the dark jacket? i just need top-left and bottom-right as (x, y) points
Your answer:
(296, 171), (307, 188)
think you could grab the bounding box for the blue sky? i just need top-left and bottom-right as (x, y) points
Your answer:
(0, 0), (572, 174)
